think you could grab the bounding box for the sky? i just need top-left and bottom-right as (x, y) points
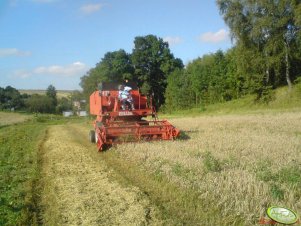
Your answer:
(0, 0), (232, 90)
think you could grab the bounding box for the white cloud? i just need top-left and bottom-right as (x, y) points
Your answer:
(0, 48), (31, 57)
(163, 36), (183, 46)
(80, 3), (103, 14)
(14, 62), (88, 79)
(199, 29), (229, 43)
(33, 62), (87, 77)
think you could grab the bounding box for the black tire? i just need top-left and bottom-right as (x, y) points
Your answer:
(89, 130), (96, 143)
(139, 120), (149, 126)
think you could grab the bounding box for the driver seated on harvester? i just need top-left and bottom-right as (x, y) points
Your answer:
(118, 85), (135, 110)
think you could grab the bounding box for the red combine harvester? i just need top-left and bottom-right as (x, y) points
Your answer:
(89, 82), (180, 151)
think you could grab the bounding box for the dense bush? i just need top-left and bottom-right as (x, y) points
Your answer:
(25, 94), (55, 113)
(0, 86), (26, 110)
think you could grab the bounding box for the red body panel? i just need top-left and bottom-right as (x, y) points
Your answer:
(90, 90), (149, 113)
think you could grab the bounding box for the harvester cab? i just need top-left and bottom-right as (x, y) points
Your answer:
(89, 82), (180, 151)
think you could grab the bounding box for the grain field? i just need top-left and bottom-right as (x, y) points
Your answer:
(37, 111), (301, 225)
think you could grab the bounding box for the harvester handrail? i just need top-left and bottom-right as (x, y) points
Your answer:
(138, 92), (141, 110)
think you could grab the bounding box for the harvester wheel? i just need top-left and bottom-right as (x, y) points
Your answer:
(95, 131), (98, 143)
(89, 130), (96, 143)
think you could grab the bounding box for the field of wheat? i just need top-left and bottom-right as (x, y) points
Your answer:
(1, 110), (300, 225)
(0, 112), (31, 126)
(19, 89), (73, 98)
(102, 112), (301, 225)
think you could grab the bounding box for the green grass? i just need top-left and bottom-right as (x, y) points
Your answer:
(0, 122), (47, 225)
(255, 160), (301, 202)
(202, 151), (222, 173)
(255, 161), (301, 186)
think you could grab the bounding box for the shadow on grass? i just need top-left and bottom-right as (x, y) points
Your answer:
(0, 124), (10, 129)
(178, 130), (193, 140)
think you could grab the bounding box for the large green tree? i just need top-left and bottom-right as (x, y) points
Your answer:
(165, 69), (194, 110)
(80, 36), (183, 109)
(46, 85), (57, 111)
(25, 94), (54, 113)
(165, 49), (242, 111)
(131, 35), (183, 108)
(80, 49), (133, 99)
(0, 86), (24, 110)
(184, 51), (232, 105)
(217, 0), (301, 94)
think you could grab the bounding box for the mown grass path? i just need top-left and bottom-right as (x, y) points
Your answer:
(39, 124), (161, 226)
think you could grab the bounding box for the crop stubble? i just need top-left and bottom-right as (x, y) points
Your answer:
(39, 125), (160, 225)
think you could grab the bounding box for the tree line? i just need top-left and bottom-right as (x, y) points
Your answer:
(80, 1), (301, 111)
(0, 85), (83, 114)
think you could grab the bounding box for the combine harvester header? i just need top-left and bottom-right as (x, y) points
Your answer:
(89, 82), (180, 151)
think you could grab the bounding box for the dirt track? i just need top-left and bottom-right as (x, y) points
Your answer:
(39, 124), (160, 225)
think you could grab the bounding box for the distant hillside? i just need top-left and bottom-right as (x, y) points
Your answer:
(19, 89), (74, 98)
